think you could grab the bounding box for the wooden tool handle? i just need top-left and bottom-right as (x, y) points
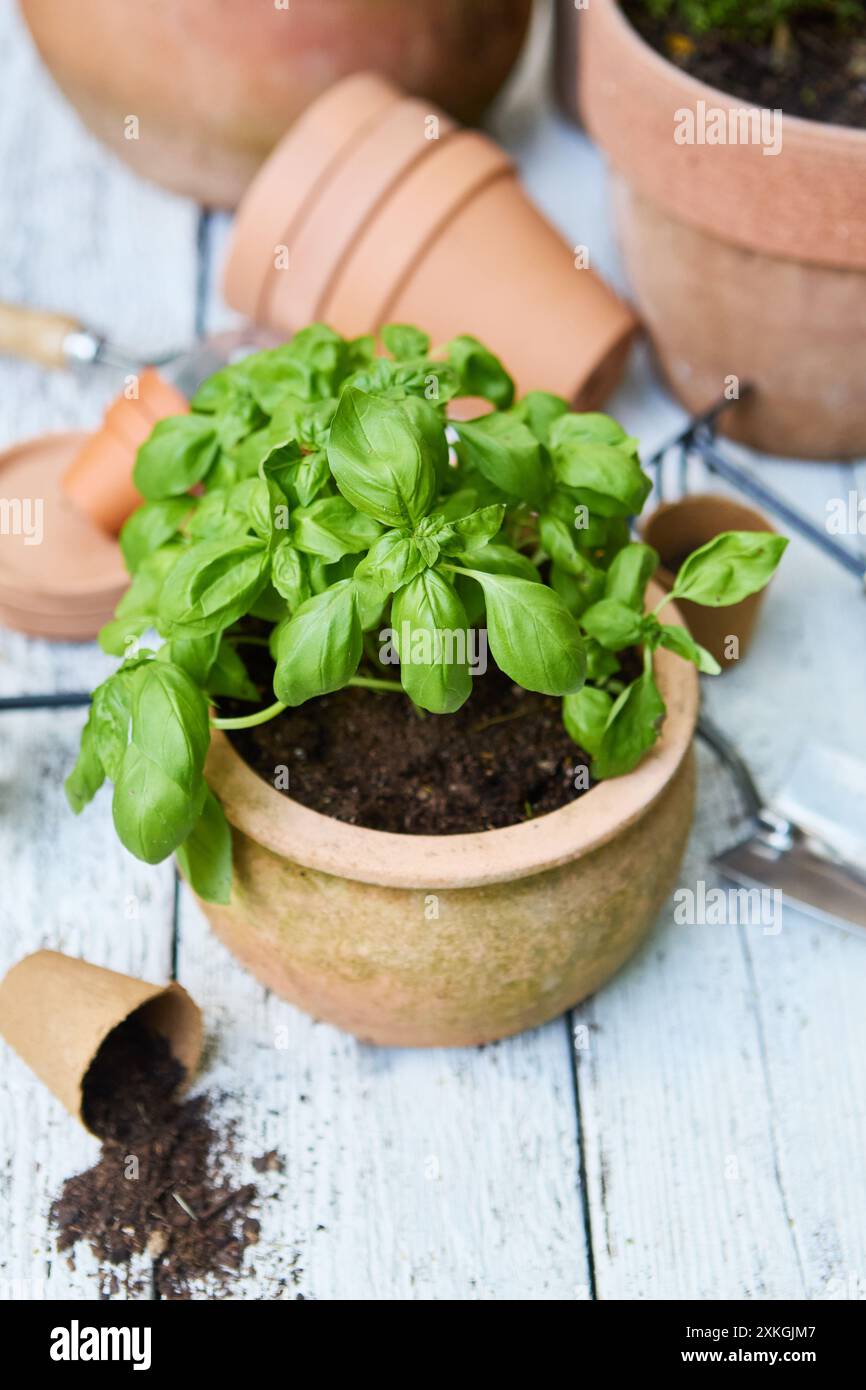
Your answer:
(0, 301), (82, 367)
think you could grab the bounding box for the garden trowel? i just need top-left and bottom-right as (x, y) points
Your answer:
(701, 718), (866, 935)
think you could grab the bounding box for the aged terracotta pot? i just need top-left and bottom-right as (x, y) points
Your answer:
(20, 0), (532, 207)
(641, 494), (776, 668)
(578, 0), (866, 458)
(223, 72), (637, 408)
(197, 592), (698, 1047)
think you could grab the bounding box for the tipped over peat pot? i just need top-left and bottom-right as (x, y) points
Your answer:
(574, 0), (866, 459)
(20, 0), (533, 208)
(194, 589), (698, 1048)
(223, 72), (637, 410)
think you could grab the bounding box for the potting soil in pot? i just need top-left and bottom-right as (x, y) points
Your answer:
(623, 4), (866, 127)
(50, 1014), (282, 1299)
(224, 651), (640, 834)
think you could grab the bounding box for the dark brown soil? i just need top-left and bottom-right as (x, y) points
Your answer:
(223, 648), (627, 834)
(51, 1014), (274, 1300)
(623, 7), (866, 128)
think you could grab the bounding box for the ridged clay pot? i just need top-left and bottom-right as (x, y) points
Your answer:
(62, 368), (189, 537)
(195, 590), (698, 1047)
(21, 0), (532, 207)
(223, 72), (637, 408)
(578, 0), (866, 458)
(641, 494), (776, 668)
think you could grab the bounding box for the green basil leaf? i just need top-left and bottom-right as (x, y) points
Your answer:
(585, 637), (621, 682)
(549, 559), (605, 619)
(391, 569), (473, 714)
(133, 415), (219, 500)
(158, 538), (270, 638)
(99, 545), (183, 653)
(271, 540), (311, 609)
(580, 598), (644, 651)
(443, 503), (505, 552)
(120, 499), (192, 574)
(446, 335), (514, 408)
(655, 622), (721, 674)
(207, 640), (260, 702)
(604, 542), (659, 610)
(671, 531), (787, 606)
(592, 668), (666, 779)
(563, 685), (614, 757)
(550, 414), (650, 517)
(290, 450), (331, 507)
(458, 543), (542, 583)
(65, 711), (106, 812)
(273, 579), (362, 706)
(459, 569), (586, 695)
(382, 324), (430, 359)
(354, 530), (427, 599)
(327, 387), (439, 527)
(291, 495), (382, 562)
(454, 413), (548, 508)
(513, 390), (569, 445)
(176, 786), (233, 905)
(112, 661), (210, 863)
(157, 632), (219, 686)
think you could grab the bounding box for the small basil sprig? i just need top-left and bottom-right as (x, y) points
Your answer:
(67, 323), (787, 902)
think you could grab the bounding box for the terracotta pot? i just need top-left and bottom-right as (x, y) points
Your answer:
(223, 73), (401, 322)
(641, 494), (777, 667)
(223, 73), (637, 408)
(322, 132), (511, 337)
(195, 589), (698, 1047)
(61, 368), (189, 537)
(262, 96), (456, 332)
(20, 0), (532, 208)
(578, 0), (866, 458)
(385, 166), (635, 407)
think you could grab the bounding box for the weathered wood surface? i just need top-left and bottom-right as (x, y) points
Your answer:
(2, 0), (865, 1301)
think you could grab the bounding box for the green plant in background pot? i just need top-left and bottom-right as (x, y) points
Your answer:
(66, 325), (784, 1045)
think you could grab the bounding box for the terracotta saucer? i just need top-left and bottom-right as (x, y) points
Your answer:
(0, 431), (127, 638)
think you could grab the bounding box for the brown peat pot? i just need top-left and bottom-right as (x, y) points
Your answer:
(576, 0), (866, 458)
(195, 587), (698, 1047)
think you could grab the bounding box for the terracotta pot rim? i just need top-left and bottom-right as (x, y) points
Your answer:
(605, 0), (866, 149)
(581, 0), (866, 270)
(205, 584), (698, 890)
(641, 490), (776, 583)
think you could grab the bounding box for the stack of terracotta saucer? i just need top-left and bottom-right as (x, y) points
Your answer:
(0, 368), (187, 640)
(224, 72), (636, 409)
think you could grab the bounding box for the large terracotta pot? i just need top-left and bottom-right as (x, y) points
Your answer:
(577, 0), (866, 459)
(20, 0), (532, 208)
(198, 593), (698, 1047)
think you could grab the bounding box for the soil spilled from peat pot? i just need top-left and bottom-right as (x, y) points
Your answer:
(50, 1015), (283, 1299)
(623, 7), (866, 128)
(225, 658), (618, 834)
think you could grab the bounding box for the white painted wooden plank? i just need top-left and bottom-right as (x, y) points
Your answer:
(175, 896), (590, 1301)
(0, 0), (198, 1300)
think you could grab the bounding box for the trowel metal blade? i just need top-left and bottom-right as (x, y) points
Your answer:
(713, 833), (866, 936)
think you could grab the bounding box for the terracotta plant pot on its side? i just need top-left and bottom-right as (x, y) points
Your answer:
(641, 494), (777, 667)
(577, 0), (866, 458)
(223, 72), (637, 409)
(21, 0), (532, 207)
(195, 589), (698, 1048)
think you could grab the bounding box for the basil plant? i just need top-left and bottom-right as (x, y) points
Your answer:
(67, 324), (786, 902)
